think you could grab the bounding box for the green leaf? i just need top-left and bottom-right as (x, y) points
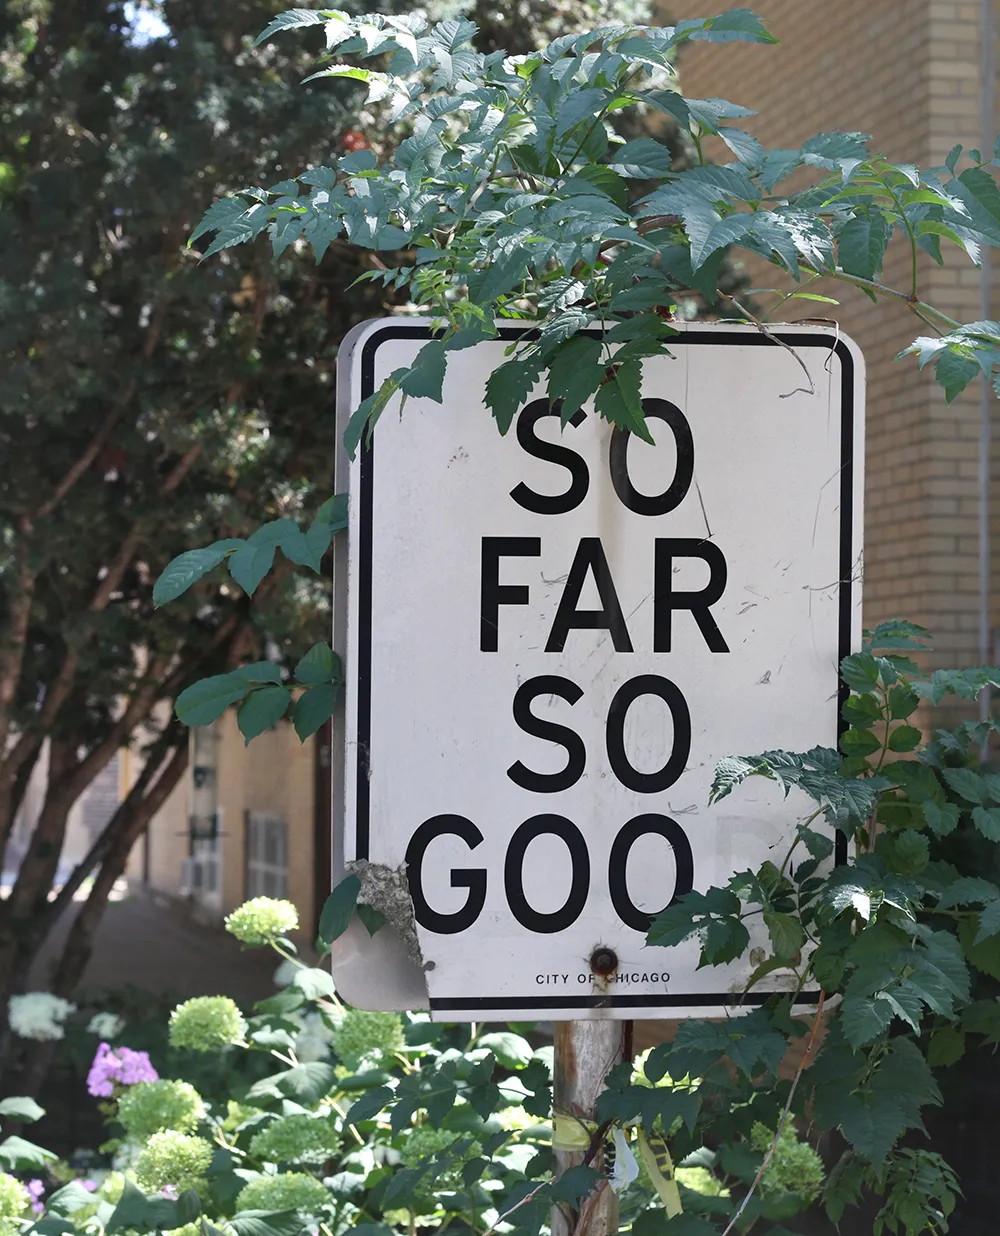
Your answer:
(237, 686), (292, 743)
(254, 8), (330, 45)
(936, 876), (1000, 907)
(230, 1211), (303, 1236)
(975, 898), (1000, 943)
(477, 1032), (533, 1069)
(922, 801), (960, 837)
(357, 903), (386, 935)
(314, 493), (348, 531)
(609, 137), (673, 179)
(842, 692), (881, 726)
(927, 1026), (965, 1067)
(176, 1189), (202, 1225)
(228, 542), (277, 596)
(840, 728), (881, 758)
(841, 652), (880, 692)
(763, 910), (804, 961)
(887, 725), (922, 752)
(547, 335), (606, 419)
(700, 917), (750, 965)
(0, 1096), (44, 1123)
(960, 915), (1000, 978)
(548, 1164), (600, 1206)
(886, 684), (920, 719)
(398, 340), (447, 402)
(293, 683), (339, 740)
(486, 359), (542, 434)
(345, 376), (400, 460)
(941, 766), (987, 804)
(837, 212), (892, 280)
(275, 1061), (337, 1105)
(594, 362), (652, 441)
(295, 642), (338, 686)
(153, 539), (245, 606)
(891, 831), (930, 876)
(935, 349), (981, 402)
(972, 806), (1000, 841)
(698, 9), (779, 44)
(346, 1085), (393, 1123)
(46, 1181), (95, 1216)
(175, 672), (253, 727)
(318, 874), (361, 945)
(293, 966), (336, 1000)
(105, 1180), (148, 1234)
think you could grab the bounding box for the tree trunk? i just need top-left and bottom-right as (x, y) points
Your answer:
(15, 737), (189, 1098)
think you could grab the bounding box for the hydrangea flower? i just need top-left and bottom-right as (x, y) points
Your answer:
(750, 1122), (824, 1200)
(86, 1042), (159, 1097)
(330, 1010), (404, 1063)
(0, 1174), (29, 1220)
(235, 1172), (329, 1214)
(116, 1080), (205, 1141)
(398, 1128), (481, 1196)
(87, 1012), (126, 1040)
(8, 993), (75, 1041)
(26, 1180), (44, 1216)
(168, 997), (246, 1052)
(224, 897), (299, 946)
(249, 1114), (340, 1165)
(135, 1131), (214, 1193)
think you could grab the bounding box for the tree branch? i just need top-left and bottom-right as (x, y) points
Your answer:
(32, 305), (167, 522)
(37, 723), (186, 938)
(0, 543), (37, 752)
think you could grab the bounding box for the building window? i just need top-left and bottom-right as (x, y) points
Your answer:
(246, 812), (287, 899)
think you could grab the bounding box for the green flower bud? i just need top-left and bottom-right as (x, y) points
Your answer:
(249, 1113), (340, 1165)
(225, 898), (299, 946)
(169, 997), (246, 1052)
(236, 1172), (329, 1214)
(117, 1079), (205, 1141)
(135, 1131), (214, 1193)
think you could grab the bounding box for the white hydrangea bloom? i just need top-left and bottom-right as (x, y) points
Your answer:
(9, 993), (76, 1041)
(88, 1011), (126, 1039)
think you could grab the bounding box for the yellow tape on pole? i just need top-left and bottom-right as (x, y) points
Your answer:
(551, 1114), (596, 1152)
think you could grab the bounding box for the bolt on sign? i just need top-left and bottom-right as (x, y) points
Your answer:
(331, 320), (864, 1021)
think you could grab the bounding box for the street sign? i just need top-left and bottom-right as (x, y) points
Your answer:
(331, 320), (863, 1020)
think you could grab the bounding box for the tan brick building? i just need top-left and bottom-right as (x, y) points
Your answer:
(127, 713), (328, 944)
(670, 0), (1000, 701)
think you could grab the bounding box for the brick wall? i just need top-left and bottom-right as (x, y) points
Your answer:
(666, 0), (1000, 703)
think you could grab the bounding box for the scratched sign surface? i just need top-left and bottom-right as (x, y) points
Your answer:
(333, 320), (864, 1020)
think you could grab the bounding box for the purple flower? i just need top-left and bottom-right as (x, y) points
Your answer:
(82, 1180), (96, 1193)
(161, 1185), (179, 1200)
(27, 1180), (44, 1215)
(86, 1042), (159, 1097)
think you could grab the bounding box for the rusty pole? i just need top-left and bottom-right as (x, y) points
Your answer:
(552, 946), (629, 1236)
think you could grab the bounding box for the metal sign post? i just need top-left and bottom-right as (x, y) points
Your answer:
(332, 317), (863, 1233)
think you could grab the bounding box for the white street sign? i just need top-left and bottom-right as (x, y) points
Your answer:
(332, 320), (863, 1020)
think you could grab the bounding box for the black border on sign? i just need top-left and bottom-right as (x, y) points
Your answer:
(355, 324), (857, 1012)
